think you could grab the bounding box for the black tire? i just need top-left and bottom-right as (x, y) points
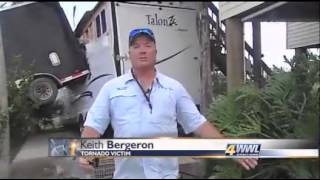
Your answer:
(28, 77), (58, 106)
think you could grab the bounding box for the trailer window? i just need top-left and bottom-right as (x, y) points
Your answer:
(49, 52), (61, 66)
(101, 10), (107, 34)
(96, 15), (101, 38)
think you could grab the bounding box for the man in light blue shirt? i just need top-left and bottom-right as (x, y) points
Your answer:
(80, 28), (258, 179)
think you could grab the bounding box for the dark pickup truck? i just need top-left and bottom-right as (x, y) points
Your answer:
(0, 2), (89, 105)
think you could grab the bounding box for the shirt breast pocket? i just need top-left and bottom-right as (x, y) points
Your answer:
(151, 89), (176, 125)
(109, 90), (140, 124)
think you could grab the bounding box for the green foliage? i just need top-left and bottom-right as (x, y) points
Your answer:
(207, 159), (242, 179)
(0, 57), (38, 154)
(206, 52), (320, 179)
(0, 113), (8, 155)
(212, 70), (227, 98)
(0, 58), (34, 156)
(7, 68), (38, 142)
(0, 112), (7, 134)
(208, 85), (267, 138)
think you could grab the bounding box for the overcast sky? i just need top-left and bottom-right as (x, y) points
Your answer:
(59, 1), (296, 70)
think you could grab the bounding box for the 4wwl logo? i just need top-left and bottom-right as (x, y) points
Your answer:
(225, 144), (261, 157)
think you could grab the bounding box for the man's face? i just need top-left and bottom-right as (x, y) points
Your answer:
(129, 35), (157, 70)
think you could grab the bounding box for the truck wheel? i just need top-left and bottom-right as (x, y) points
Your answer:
(29, 77), (58, 106)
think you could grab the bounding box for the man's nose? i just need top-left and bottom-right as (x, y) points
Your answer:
(138, 49), (147, 54)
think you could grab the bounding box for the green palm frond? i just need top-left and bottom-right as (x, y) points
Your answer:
(206, 52), (319, 179)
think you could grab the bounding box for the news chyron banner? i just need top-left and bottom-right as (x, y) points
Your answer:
(48, 138), (319, 158)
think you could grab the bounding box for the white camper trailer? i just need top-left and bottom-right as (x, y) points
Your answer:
(72, 38), (117, 134)
(74, 2), (202, 136)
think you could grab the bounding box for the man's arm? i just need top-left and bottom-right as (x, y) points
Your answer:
(193, 121), (224, 138)
(175, 83), (258, 170)
(79, 83), (111, 166)
(194, 121), (258, 170)
(79, 127), (101, 168)
(81, 126), (101, 138)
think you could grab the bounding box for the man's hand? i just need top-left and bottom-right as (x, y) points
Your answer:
(235, 158), (258, 170)
(78, 157), (95, 171)
(81, 126), (101, 138)
(194, 122), (259, 170)
(78, 126), (101, 171)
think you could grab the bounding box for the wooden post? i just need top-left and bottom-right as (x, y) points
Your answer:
(0, 25), (10, 178)
(199, 2), (213, 114)
(226, 18), (244, 92)
(295, 47), (307, 56)
(216, 9), (220, 44)
(252, 20), (262, 88)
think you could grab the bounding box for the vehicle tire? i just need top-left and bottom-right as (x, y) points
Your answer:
(29, 77), (58, 106)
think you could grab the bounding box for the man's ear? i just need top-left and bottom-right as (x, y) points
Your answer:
(127, 50), (131, 61)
